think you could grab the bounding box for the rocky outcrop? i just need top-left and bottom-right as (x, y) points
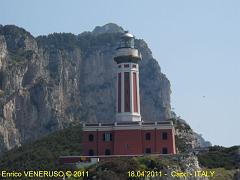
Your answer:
(0, 23), (173, 154)
(92, 23), (124, 35)
(173, 118), (202, 153)
(193, 133), (211, 148)
(170, 112), (211, 151)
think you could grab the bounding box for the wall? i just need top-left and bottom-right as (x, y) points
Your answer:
(83, 127), (175, 156)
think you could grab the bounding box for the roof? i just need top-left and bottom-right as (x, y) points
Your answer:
(122, 31), (134, 38)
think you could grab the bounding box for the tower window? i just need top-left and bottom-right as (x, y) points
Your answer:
(88, 134), (94, 142)
(105, 149), (111, 155)
(124, 64), (129, 68)
(145, 148), (151, 154)
(103, 133), (112, 142)
(162, 147), (168, 154)
(162, 132), (168, 140)
(132, 64), (136, 68)
(88, 149), (94, 156)
(145, 133), (151, 140)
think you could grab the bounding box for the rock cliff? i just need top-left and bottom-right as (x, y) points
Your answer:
(0, 23), (173, 153)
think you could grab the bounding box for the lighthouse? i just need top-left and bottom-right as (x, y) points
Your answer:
(81, 31), (176, 157)
(114, 31), (141, 122)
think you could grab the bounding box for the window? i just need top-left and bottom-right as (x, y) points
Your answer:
(145, 148), (151, 154)
(119, 38), (134, 48)
(162, 147), (168, 154)
(118, 65), (121, 68)
(145, 133), (151, 140)
(103, 133), (112, 142)
(105, 149), (111, 155)
(132, 64), (136, 68)
(88, 134), (94, 142)
(88, 149), (94, 156)
(124, 64), (129, 68)
(162, 132), (168, 140)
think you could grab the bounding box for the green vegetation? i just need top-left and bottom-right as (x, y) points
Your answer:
(0, 25), (31, 38)
(85, 156), (181, 180)
(9, 50), (35, 65)
(197, 146), (240, 170)
(206, 168), (238, 180)
(77, 32), (120, 51)
(0, 25), (36, 65)
(136, 155), (180, 170)
(0, 121), (238, 179)
(0, 25), (33, 57)
(85, 153), (239, 180)
(36, 31), (121, 53)
(0, 125), (82, 170)
(86, 157), (141, 180)
(37, 33), (78, 50)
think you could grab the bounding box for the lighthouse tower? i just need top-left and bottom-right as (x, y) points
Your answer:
(114, 31), (142, 122)
(80, 30), (176, 158)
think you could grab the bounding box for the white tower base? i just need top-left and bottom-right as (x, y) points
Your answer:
(116, 113), (141, 122)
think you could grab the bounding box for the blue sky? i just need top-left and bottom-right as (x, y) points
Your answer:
(1, 0), (239, 147)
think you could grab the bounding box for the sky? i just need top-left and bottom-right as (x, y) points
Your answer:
(1, 0), (239, 147)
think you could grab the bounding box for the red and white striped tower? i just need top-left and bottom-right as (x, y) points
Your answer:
(114, 31), (142, 122)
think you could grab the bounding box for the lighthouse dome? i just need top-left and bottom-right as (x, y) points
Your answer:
(122, 31), (134, 38)
(118, 31), (135, 49)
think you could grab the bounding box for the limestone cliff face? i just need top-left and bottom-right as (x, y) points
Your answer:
(0, 23), (172, 153)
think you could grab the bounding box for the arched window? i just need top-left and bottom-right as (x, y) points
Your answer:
(88, 134), (94, 142)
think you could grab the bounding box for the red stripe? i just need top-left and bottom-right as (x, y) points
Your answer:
(133, 72), (138, 112)
(124, 72), (130, 112)
(118, 73), (121, 113)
